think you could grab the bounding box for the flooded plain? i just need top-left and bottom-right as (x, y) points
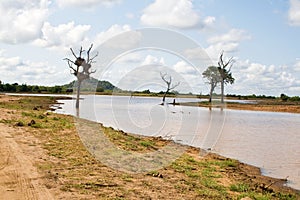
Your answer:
(54, 95), (300, 190)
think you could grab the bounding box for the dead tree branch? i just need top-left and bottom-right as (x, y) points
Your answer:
(160, 72), (180, 104)
(64, 44), (98, 108)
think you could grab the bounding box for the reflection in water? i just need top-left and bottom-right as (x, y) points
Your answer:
(56, 95), (300, 190)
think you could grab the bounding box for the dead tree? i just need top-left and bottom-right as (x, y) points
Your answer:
(217, 51), (235, 104)
(160, 72), (180, 104)
(64, 44), (98, 108)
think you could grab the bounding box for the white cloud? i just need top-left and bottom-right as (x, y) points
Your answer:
(56, 0), (121, 8)
(289, 86), (300, 92)
(203, 16), (216, 26)
(294, 61), (300, 71)
(244, 62), (267, 75)
(184, 47), (210, 61)
(140, 0), (200, 29)
(0, 52), (66, 85)
(0, 0), (50, 44)
(173, 61), (197, 75)
(95, 24), (142, 49)
(207, 29), (250, 44)
(141, 55), (165, 66)
(94, 24), (131, 43)
(0, 56), (21, 70)
(227, 59), (298, 95)
(34, 23), (139, 52)
(288, 0), (300, 26)
(205, 29), (251, 61)
(33, 21), (91, 51)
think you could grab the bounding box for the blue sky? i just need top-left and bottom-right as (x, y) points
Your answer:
(0, 0), (300, 96)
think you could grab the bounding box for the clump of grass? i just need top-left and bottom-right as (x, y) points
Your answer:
(230, 182), (250, 192)
(30, 122), (43, 128)
(139, 140), (155, 148)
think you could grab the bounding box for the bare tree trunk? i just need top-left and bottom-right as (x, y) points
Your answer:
(162, 89), (169, 104)
(209, 82), (213, 103)
(221, 80), (224, 104)
(76, 80), (81, 109)
(162, 94), (166, 103)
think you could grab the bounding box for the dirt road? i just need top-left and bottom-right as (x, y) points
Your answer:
(0, 122), (55, 200)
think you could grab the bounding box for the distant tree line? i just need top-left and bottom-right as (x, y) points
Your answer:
(226, 93), (300, 101)
(0, 79), (118, 94)
(0, 81), (67, 93)
(226, 94), (276, 100)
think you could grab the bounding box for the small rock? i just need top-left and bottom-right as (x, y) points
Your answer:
(28, 119), (36, 126)
(15, 121), (24, 126)
(33, 106), (39, 110)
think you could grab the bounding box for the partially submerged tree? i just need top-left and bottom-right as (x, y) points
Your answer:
(64, 44), (98, 108)
(217, 51), (235, 103)
(160, 72), (180, 104)
(202, 66), (221, 102)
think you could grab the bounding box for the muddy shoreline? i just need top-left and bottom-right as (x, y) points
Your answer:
(175, 100), (300, 114)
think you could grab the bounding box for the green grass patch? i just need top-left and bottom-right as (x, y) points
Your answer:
(230, 182), (250, 192)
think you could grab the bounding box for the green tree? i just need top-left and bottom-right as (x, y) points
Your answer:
(217, 51), (235, 103)
(280, 93), (289, 101)
(202, 66), (221, 102)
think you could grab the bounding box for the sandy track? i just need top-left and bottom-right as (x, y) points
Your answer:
(0, 123), (55, 200)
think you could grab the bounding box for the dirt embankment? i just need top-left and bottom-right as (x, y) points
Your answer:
(0, 94), (299, 199)
(177, 100), (300, 114)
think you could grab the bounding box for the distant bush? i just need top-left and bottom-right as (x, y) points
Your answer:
(289, 96), (300, 101)
(280, 93), (300, 102)
(0, 81), (66, 94)
(96, 87), (104, 92)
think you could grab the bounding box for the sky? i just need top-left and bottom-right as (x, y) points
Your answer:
(0, 0), (300, 96)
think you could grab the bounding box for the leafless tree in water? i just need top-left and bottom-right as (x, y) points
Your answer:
(64, 44), (98, 108)
(160, 72), (180, 104)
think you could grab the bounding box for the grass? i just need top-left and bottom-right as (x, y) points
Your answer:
(230, 182), (250, 192)
(0, 95), (299, 199)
